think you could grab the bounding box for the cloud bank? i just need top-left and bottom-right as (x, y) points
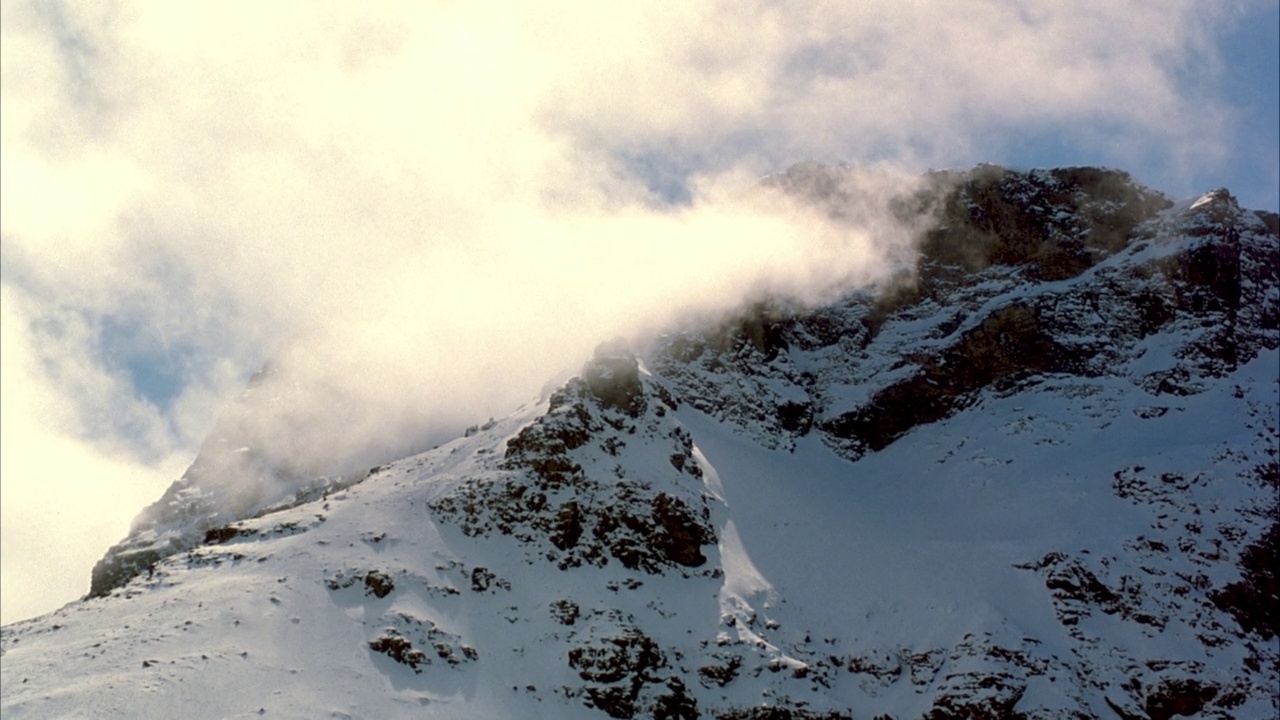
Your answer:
(0, 0), (1257, 623)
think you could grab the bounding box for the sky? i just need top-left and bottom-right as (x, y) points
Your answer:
(1, 0), (1277, 626)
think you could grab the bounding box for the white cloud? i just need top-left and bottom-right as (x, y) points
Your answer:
(0, 286), (189, 624)
(0, 0), (1247, 623)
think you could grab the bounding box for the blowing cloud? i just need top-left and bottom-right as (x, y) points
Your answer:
(0, 0), (1262, 623)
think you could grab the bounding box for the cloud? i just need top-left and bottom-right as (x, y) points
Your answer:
(0, 0), (1248, 623)
(538, 1), (1231, 178)
(0, 286), (190, 624)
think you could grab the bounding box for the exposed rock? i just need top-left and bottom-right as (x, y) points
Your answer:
(1212, 518), (1280, 639)
(713, 707), (854, 720)
(654, 166), (1277, 464)
(569, 626), (669, 719)
(367, 612), (475, 673)
(368, 632), (428, 672)
(583, 342), (647, 417)
(697, 653), (742, 688)
(924, 672), (1026, 720)
(362, 570), (395, 599)
(550, 599), (580, 626)
(821, 303), (1073, 455)
(431, 354), (717, 574)
(469, 566), (501, 593)
(1144, 678), (1219, 720)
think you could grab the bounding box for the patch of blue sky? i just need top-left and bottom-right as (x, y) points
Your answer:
(1216, 1), (1279, 211)
(97, 314), (189, 411)
(617, 4), (1278, 213)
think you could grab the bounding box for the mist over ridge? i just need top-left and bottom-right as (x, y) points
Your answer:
(4, 159), (1276, 719)
(2, 0), (1275, 627)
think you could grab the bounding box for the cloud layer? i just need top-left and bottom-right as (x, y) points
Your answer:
(0, 0), (1258, 623)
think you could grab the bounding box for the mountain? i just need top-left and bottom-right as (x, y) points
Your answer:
(3, 165), (1277, 719)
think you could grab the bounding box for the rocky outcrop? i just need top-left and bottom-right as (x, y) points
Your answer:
(653, 165), (1278, 461)
(820, 303), (1074, 454)
(430, 345), (718, 574)
(86, 363), (392, 598)
(1212, 513), (1279, 640)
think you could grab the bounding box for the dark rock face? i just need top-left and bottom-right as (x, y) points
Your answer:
(651, 493), (708, 567)
(368, 632), (427, 672)
(86, 368), (383, 599)
(584, 344), (647, 417)
(1016, 550), (1153, 628)
(570, 628), (666, 718)
(430, 349), (717, 574)
(821, 303), (1072, 453)
(1212, 517), (1280, 639)
(560, 614), (709, 720)
(362, 570), (396, 599)
(88, 547), (166, 599)
(366, 613), (476, 673)
(1144, 678), (1219, 720)
(925, 674), (1026, 720)
(88, 468), (367, 598)
(714, 708), (853, 720)
(914, 165), (1171, 281)
(654, 165), (1278, 462)
(84, 348), (451, 600)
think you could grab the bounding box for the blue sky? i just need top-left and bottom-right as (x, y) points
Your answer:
(617, 3), (1279, 213)
(1213, 1), (1279, 211)
(1, 0), (1277, 625)
(1009, 1), (1276, 212)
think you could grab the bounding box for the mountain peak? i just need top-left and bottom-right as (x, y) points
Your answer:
(1189, 187), (1237, 211)
(6, 164), (1277, 719)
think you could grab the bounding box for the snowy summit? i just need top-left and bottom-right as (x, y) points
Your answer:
(2, 165), (1277, 719)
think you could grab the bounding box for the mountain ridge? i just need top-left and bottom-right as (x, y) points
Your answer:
(3, 163), (1277, 719)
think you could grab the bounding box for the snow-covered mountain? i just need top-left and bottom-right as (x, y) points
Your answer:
(3, 165), (1276, 719)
